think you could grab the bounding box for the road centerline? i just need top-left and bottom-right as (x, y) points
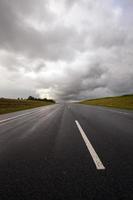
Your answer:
(75, 120), (105, 170)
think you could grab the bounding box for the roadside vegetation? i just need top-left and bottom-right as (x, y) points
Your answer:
(80, 94), (133, 110)
(0, 96), (55, 114)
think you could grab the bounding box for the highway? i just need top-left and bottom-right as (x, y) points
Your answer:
(0, 104), (133, 199)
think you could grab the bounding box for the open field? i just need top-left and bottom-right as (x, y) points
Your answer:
(80, 94), (133, 110)
(0, 98), (55, 114)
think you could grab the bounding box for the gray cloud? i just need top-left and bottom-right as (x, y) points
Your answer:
(0, 0), (133, 101)
(0, 0), (81, 61)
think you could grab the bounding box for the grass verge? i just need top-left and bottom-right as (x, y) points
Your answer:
(80, 94), (133, 110)
(0, 98), (55, 114)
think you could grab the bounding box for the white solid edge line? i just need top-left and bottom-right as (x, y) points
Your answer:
(0, 112), (31, 123)
(98, 108), (130, 115)
(75, 120), (105, 170)
(0, 109), (45, 124)
(0, 106), (58, 124)
(0, 107), (48, 124)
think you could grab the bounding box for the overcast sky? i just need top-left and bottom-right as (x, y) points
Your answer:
(0, 0), (133, 101)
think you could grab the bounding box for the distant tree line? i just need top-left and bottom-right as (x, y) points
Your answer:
(27, 96), (55, 103)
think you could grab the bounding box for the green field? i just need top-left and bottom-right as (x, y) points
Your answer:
(0, 98), (55, 114)
(80, 95), (133, 110)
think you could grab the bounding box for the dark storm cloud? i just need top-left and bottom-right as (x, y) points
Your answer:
(0, 0), (133, 100)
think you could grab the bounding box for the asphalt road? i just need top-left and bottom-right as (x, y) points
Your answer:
(0, 104), (133, 200)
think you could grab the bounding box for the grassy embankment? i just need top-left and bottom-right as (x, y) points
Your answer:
(0, 98), (55, 114)
(80, 94), (133, 110)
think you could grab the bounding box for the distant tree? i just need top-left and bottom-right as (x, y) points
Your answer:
(48, 99), (56, 103)
(27, 96), (35, 100)
(27, 96), (55, 103)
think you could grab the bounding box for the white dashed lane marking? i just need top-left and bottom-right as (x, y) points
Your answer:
(75, 120), (105, 170)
